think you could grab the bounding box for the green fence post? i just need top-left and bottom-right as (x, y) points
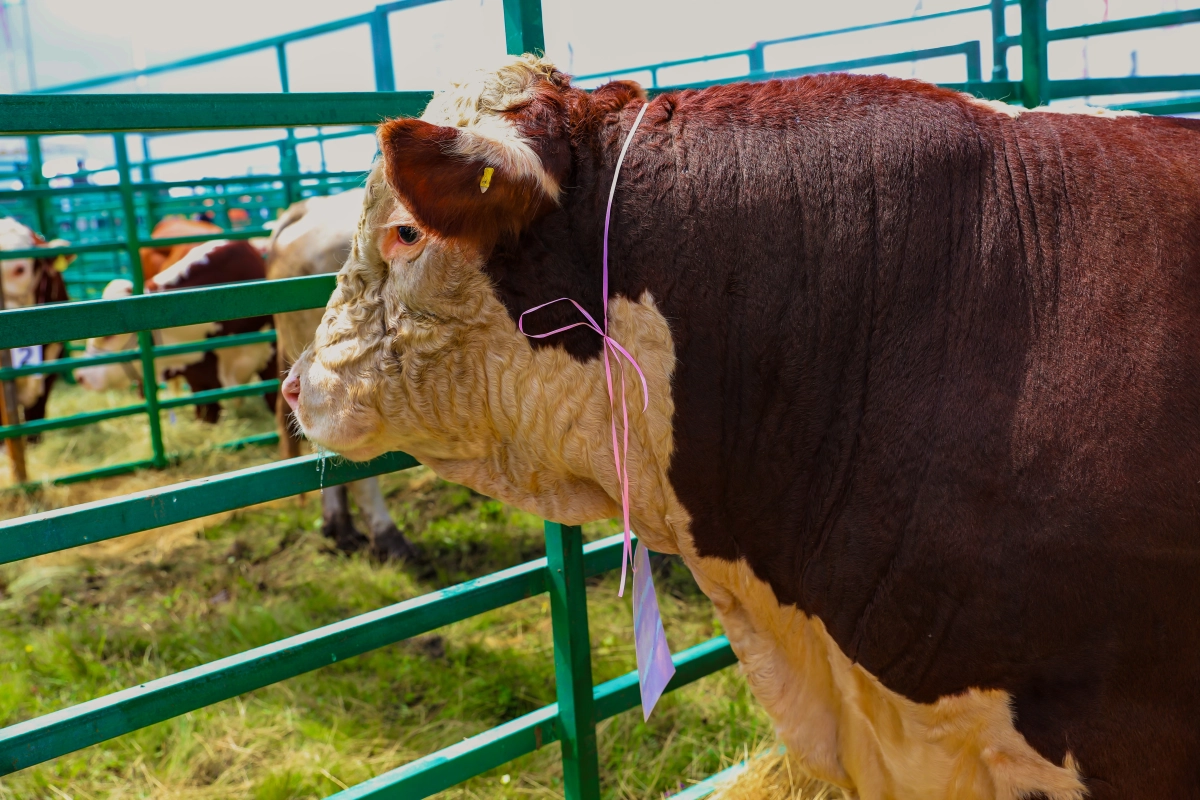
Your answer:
(370, 6), (397, 92)
(1019, 0), (1048, 107)
(747, 43), (765, 77)
(964, 40), (982, 83)
(24, 136), (51, 237)
(990, 0), (1010, 82)
(502, 0), (545, 56)
(113, 133), (168, 469)
(141, 134), (161, 232)
(544, 521), (601, 800)
(276, 43), (299, 207)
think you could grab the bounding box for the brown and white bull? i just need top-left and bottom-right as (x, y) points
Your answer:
(281, 57), (1200, 799)
(76, 239), (277, 421)
(267, 190), (417, 560)
(0, 217), (73, 431)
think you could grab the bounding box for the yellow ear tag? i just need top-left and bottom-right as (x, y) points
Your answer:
(479, 167), (494, 194)
(53, 255), (69, 272)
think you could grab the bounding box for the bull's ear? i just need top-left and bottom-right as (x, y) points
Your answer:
(377, 118), (567, 247)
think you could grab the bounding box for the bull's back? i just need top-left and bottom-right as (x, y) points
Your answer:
(638, 78), (1200, 796)
(998, 110), (1200, 509)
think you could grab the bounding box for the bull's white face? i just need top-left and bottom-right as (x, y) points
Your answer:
(285, 168), (497, 464)
(0, 218), (39, 309)
(284, 56), (568, 467)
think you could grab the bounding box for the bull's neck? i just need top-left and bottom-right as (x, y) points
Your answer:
(460, 284), (680, 540)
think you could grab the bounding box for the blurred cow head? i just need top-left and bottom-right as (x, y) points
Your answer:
(0, 217), (74, 310)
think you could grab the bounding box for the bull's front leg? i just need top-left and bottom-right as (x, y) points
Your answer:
(348, 478), (418, 562)
(321, 484), (368, 554)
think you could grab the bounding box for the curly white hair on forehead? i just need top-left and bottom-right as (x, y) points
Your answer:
(416, 54), (568, 201)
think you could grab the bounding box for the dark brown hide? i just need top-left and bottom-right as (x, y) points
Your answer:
(139, 218), (222, 282)
(20, 259), (70, 432)
(383, 72), (1200, 797)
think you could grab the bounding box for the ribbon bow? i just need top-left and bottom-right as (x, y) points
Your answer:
(518, 102), (651, 596)
(518, 101), (675, 718)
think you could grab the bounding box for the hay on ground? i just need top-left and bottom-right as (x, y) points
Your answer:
(708, 742), (849, 800)
(0, 381), (280, 564)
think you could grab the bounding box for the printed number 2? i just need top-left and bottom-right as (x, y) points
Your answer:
(11, 346), (42, 370)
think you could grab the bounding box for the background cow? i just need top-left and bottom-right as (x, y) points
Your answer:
(0, 217), (74, 434)
(76, 239), (277, 422)
(267, 190), (417, 561)
(139, 217), (222, 283)
(283, 57), (1200, 799)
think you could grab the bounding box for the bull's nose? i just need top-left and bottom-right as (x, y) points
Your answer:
(281, 369), (301, 411)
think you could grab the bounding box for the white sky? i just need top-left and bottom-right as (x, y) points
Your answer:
(0, 0), (1196, 179)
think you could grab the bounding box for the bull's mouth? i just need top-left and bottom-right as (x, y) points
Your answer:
(294, 407), (388, 464)
(282, 358), (387, 463)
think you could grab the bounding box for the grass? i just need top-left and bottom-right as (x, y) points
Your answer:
(1, 451), (777, 799)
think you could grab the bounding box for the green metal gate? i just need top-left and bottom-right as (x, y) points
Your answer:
(1, 0), (1198, 796)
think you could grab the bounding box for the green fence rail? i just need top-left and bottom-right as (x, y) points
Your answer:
(0, 1), (1197, 796)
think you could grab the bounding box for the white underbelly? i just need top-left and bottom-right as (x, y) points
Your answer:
(684, 555), (1087, 800)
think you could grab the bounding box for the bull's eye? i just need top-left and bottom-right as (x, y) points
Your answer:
(396, 225), (422, 246)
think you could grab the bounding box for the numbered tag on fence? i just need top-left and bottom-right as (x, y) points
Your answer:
(10, 346), (43, 377)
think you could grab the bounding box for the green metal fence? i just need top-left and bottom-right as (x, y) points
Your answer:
(4, 124), (376, 302)
(0, 0), (1198, 796)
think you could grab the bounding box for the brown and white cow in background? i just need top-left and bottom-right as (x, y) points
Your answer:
(0, 217), (74, 432)
(75, 239), (277, 421)
(282, 57), (1200, 799)
(267, 190), (417, 561)
(139, 217), (223, 283)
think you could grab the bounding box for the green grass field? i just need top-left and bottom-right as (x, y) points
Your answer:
(0, 388), (772, 799)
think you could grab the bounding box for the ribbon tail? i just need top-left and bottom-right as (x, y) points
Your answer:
(605, 346), (631, 598)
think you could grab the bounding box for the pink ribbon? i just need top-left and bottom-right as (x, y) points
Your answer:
(519, 101), (651, 597)
(520, 100), (674, 717)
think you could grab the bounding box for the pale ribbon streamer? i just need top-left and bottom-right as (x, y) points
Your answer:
(518, 101), (651, 597)
(517, 101), (675, 715)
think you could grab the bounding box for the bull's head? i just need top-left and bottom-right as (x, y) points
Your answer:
(283, 56), (679, 530)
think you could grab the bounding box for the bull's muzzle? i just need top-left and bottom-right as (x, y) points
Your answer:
(281, 368), (301, 411)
